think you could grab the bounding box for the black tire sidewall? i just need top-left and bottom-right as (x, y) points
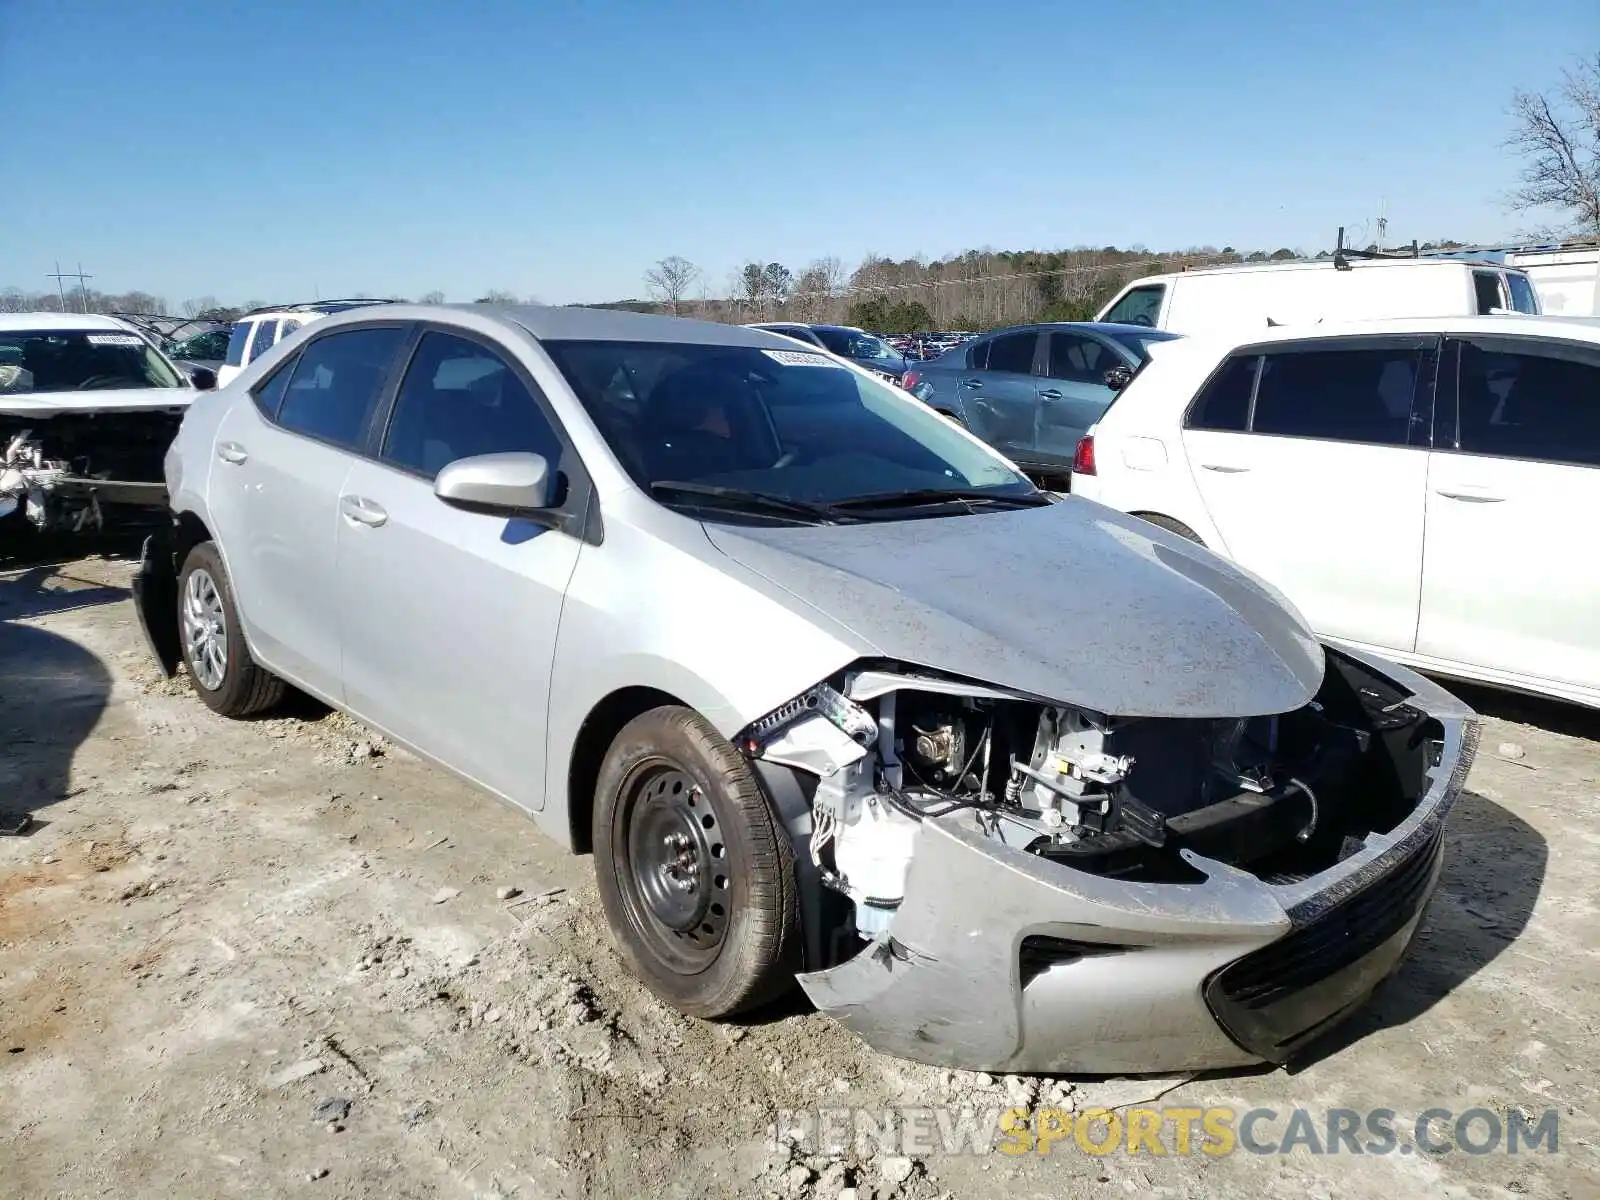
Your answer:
(593, 706), (796, 1018)
(176, 542), (260, 716)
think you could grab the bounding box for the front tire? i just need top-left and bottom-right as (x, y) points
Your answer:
(593, 706), (799, 1018)
(177, 541), (285, 717)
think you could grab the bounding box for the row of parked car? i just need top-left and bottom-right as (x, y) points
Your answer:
(5, 245), (1598, 712)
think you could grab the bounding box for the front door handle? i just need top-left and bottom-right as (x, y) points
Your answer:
(1435, 488), (1506, 503)
(1038, 389), (1064, 401)
(960, 378), (983, 389)
(339, 495), (389, 527)
(216, 441), (248, 465)
(1200, 463), (1250, 474)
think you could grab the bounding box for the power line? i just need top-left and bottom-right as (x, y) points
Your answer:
(47, 262), (93, 312)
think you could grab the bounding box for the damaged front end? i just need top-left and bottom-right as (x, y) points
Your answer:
(737, 647), (1478, 1073)
(0, 411), (181, 540)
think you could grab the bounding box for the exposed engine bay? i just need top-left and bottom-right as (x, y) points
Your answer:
(0, 412), (181, 537)
(739, 652), (1442, 955)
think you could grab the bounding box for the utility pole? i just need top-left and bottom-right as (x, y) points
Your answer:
(47, 262), (94, 312)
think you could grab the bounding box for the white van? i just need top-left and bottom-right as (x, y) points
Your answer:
(1506, 245), (1600, 317)
(1096, 256), (1541, 335)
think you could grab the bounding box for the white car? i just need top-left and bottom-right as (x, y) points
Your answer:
(0, 311), (201, 548)
(1071, 314), (1600, 709)
(1095, 255), (1541, 336)
(216, 300), (393, 387)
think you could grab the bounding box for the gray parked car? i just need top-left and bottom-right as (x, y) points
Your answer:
(134, 303), (1476, 1073)
(904, 321), (1181, 480)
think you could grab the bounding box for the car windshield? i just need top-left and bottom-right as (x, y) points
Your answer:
(171, 328), (231, 360)
(813, 328), (897, 360)
(543, 340), (1034, 515)
(1505, 272), (1540, 315)
(0, 329), (185, 394)
(1104, 328), (1184, 359)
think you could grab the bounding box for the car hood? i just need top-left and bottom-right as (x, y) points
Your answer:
(0, 387), (199, 417)
(702, 499), (1324, 718)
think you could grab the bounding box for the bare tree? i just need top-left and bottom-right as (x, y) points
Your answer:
(1506, 53), (1600, 237)
(474, 289), (518, 304)
(419, 289), (446, 305)
(643, 256), (700, 316)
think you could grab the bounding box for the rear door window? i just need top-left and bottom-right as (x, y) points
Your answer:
(1250, 345), (1423, 447)
(275, 326), (408, 450)
(1101, 284), (1165, 327)
(1454, 338), (1600, 467)
(1046, 332), (1118, 383)
(986, 331), (1038, 374)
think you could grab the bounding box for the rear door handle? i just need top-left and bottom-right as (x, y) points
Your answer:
(216, 441), (248, 465)
(960, 378), (983, 389)
(1038, 389), (1063, 401)
(1199, 463), (1250, 474)
(339, 495), (389, 527)
(1435, 488), (1505, 503)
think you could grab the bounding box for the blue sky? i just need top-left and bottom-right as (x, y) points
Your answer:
(2, 0), (1594, 306)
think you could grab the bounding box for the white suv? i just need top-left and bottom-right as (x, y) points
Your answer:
(216, 299), (392, 387)
(1071, 315), (1600, 709)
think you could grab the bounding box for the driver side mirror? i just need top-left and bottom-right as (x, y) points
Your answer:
(1103, 365), (1134, 392)
(435, 452), (552, 516)
(187, 366), (218, 391)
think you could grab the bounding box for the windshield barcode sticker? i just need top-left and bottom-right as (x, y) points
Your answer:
(86, 334), (145, 347)
(761, 349), (833, 367)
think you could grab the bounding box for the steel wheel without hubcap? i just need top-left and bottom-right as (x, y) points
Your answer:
(618, 763), (732, 973)
(182, 566), (228, 690)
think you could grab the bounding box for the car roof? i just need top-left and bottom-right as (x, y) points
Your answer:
(1131, 257), (1519, 286)
(0, 311), (137, 332)
(310, 303), (812, 349)
(1149, 314), (1600, 362)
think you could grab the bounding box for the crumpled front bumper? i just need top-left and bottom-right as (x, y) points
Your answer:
(795, 649), (1479, 1074)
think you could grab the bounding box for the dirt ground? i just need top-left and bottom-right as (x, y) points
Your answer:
(1, 551), (1596, 1200)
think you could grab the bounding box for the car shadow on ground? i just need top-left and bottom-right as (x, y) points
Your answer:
(1289, 785), (1547, 1071)
(0, 564), (120, 825)
(1440, 679), (1600, 743)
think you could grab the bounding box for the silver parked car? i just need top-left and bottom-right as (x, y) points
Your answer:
(135, 304), (1478, 1073)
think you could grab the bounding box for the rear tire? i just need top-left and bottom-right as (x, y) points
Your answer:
(593, 705), (799, 1018)
(1134, 513), (1204, 545)
(177, 541), (285, 717)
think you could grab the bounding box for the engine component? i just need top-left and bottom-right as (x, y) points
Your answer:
(0, 414), (178, 535)
(750, 664), (1387, 946)
(742, 682), (877, 751)
(829, 794), (920, 936)
(908, 720), (964, 778)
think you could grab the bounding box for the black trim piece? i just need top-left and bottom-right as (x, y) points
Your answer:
(1204, 823), (1445, 1062)
(1436, 338), (1461, 450)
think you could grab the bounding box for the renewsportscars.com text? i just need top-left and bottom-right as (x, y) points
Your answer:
(771, 1105), (1560, 1159)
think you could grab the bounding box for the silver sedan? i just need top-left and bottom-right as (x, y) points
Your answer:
(135, 303), (1477, 1073)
